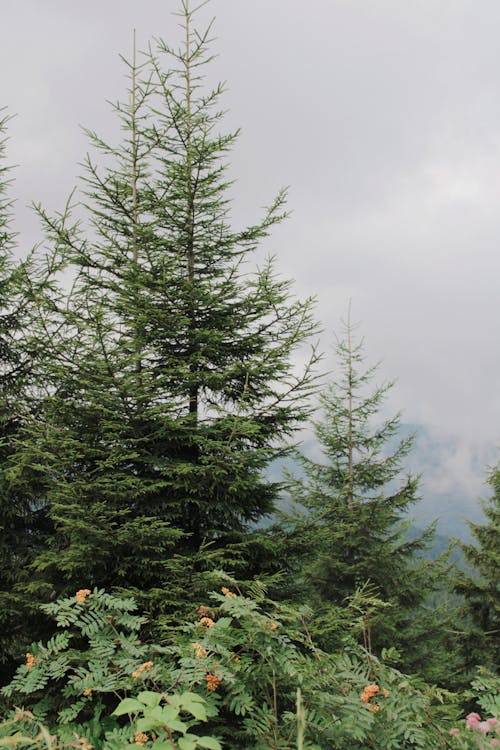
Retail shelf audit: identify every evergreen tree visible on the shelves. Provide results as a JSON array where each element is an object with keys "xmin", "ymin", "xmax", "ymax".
[
  {"xmin": 0, "ymin": 109, "xmax": 24, "ymax": 671},
  {"xmin": 11, "ymin": 2, "xmax": 319, "ymax": 623},
  {"xmin": 287, "ymin": 311, "xmax": 452, "ymax": 679},
  {"xmin": 0, "ymin": 111, "xmax": 54, "ymax": 677},
  {"xmin": 456, "ymin": 463, "xmax": 500, "ymax": 673}
]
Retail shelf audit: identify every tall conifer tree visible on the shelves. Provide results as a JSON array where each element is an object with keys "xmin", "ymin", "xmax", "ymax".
[
  {"xmin": 287, "ymin": 311, "xmax": 451, "ymax": 678},
  {"xmin": 456, "ymin": 463, "xmax": 500, "ymax": 672},
  {"xmin": 0, "ymin": 109, "xmax": 25, "ymax": 670},
  {"xmin": 13, "ymin": 2, "xmax": 319, "ymax": 620},
  {"xmin": 0, "ymin": 111, "xmax": 55, "ymax": 675}
]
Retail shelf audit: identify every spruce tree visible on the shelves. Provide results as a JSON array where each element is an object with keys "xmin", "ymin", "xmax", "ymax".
[
  {"xmin": 455, "ymin": 463, "xmax": 500, "ymax": 673},
  {"xmin": 0, "ymin": 109, "xmax": 23, "ymax": 671},
  {"xmin": 12, "ymin": 2, "xmax": 319, "ymax": 622},
  {"xmin": 0, "ymin": 111, "xmax": 55, "ymax": 676},
  {"xmin": 287, "ymin": 311, "xmax": 451, "ymax": 679}
]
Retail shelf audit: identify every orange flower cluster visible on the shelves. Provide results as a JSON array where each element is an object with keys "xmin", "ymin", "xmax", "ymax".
[
  {"xmin": 25, "ymin": 653, "xmax": 36, "ymax": 670},
  {"xmin": 134, "ymin": 732, "xmax": 148, "ymax": 746},
  {"xmin": 205, "ymin": 672, "xmax": 220, "ymax": 692},
  {"xmin": 360, "ymin": 684, "xmax": 379, "ymax": 703},
  {"xmin": 360, "ymin": 684, "xmax": 390, "ymax": 714},
  {"xmin": 221, "ymin": 587, "xmax": 236, "ymax": 598},
  {"xmin": 193, "ymin": 642, "xmax": 208, "ymax": 658},
  {"xmin": 75, "ymin": 589, "xmax": 91, "ymax": 604},
  {"xmin": 83, "ymin": 688, "xmax": 92, "ymax": 697},
  {"xmin": 198, "ymin": 616, "xmax": 215, "ymax": 628},
  {"xmin": 132, "ymin": 661, "xmax": 154, "ymax": 679}
]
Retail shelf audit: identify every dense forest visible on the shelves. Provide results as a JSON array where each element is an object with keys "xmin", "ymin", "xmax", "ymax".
[{"xmin": 0, "ymin": 2, "xmax": 498, "ymax": 748}]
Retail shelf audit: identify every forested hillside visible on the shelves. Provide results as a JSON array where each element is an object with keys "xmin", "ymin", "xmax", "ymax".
[{"xmin": 0, "ymin": 2, "xmax": 498, "ymax": 748}]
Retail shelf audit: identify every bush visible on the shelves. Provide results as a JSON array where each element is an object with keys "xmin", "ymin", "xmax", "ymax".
[{"xmin": 1, "ymin": 586, "xmax": 497, "ymax": 749}]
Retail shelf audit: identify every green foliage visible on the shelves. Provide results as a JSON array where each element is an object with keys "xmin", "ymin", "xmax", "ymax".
[
  {"xmin": 112, "ymin": 692, "xmax": 221, "ymax": 750},
  {"xmin": 282, "ymin": 311, "xmax": 457, "ymax": 682},
  {"xmin": 6, "ymin": 0, "xmax": 320, "ymax": 630},
  {"xmin": 446, "ymin": 675, "xmax": 500, "ymax": 750},
  {"xmin": 470, "ymin": 668, "xmax": 500, "ymax": 719},
  {"xmin": 0, "ymin": 109, "xmax": 25, "ymax": 676},
  {"xmin": 0, "ymin": 109, "xmax": 60, "ymax": 680},
  {"xmin": 2, "ymin": 586, "xmax": 485, "ymax": 750},
  {"xmin": 2, "ymin": 588, "xmax": 153, "ymax": 735},
  {"xmin": 455, "ymin": 464, "xmax": 500, "ymax": 672}
]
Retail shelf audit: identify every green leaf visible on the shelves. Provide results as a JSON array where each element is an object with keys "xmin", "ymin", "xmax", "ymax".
[
  {"xmin": 167, "ymin": 719, "xmax": 188, "ymax": 734},
  {"xmin": 137, "ymin": 691, "xmax": 162, "ymax": 707},
  {"xmin": 152, "ymin": 742, "xmax": 176, "ymax": 750},
  {"xmin": 197, "ymin": 737, "xmax": 222, "ymax": 750},
  {"xmin": 146, "ymin": 706, "xmax": 165, "ymax": 722},
  {"xmin": 158, "ymin": 705, "xmax": 181, "ymax": 725},
  {"xmin": 168, "ymin": 719, "xmax": 189, "ymax": 734},
  {"xmin": 112, "ymin": 697, "xmax": 144, "ymax": 716},
  {"xmin": 179, "ymin": 692, "xmax": 205, "ymax": 704},
  {"xmin": 136, "ymin": 714, "xmax": 186, "ymax": 734},
  {"xmin": 178, "ymin": 736, "xmax": 198, "ymax": 750},
  {"xmin": 136, "ymin": 717, "xmax": 157, "ymax": 733},
  {"xmin": 180, "ymin": 698, "xmax": 207, "ymax": 722}
]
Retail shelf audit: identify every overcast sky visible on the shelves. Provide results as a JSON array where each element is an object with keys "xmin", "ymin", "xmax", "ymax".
[{"xmin": 1, "ymin": 1, "xmax": 498, "ymax": 503}]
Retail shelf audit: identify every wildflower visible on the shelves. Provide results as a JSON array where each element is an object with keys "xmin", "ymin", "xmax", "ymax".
[
  {"xmin": 381, "ymin": 687, "xmax": 390, "ymax": 698},
  {"xmin": 221, "ymin": 587, "xmax": 236, "ymax": 598},
  {"xmin": 491, "ymin": 739, "xmax": 500, "ymax": 747},
  {"xmin": 132, "ymin": 661, "xmax": 153, "ymax": 679},
  {"xmin": 268, "ymin": 621, "xmax": 278, "ymax": 631},
  {"xmin": 134, "ymin": 732, "xmax": 148, "ymax": 746},
  {"xmin": 449, "ymin": 728, "xmax": 460, "ymax": 736},
  {"xmin": 370, "ymin": 704, "xmax": 380, "ymax": 714},
  {"xmin": 83, "ymin": 688, "xmax": 92, "ymax": 697},
  {"xmin": 487, "ymin": 719, "xmax": 499, "ymax": 729},
  {"xmin": 479, "ymin": 721, "xmax": 493, "ymax": 734},
  {"xmin": 25, "ymin": 653, "xmax": 36, "ymax": 670},
  {"xmin": 205, "ymin": 672, "xmax": 220, "ymax": 692},
  {"xmin": 198, "ymin": 616, "xmax": 215, "ymax": 628},
  {"xmin": 193, "ymin": 642, "xmax": 208, "ymax": 658},
  {"xmin": 360, "ymin": 684, "xmax": 379, "ymax": 703},
  {"xmin": 75, "ymin": 589, "xmax": 91, "ymax": 604},
  {"xmin": 466, "ymin": 712, "xmax": 482, "ymax": 729}
]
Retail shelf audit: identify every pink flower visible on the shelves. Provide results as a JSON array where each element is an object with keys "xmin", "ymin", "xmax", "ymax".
[
  {"xmin": 490, "ymin": 740, "xmax": 500, "ymax": 747},
  {"xmin": 449, "ymin": 728, "xmax": 460, "ymax": 736},
  {"xmin": 466, "ymin": 713, "xmax": 482, "ymax": 729},
  {"xmin": 479, "ymin": 721, "xmax": 492, "ymax": 734},
  {"xmin": 487, "ymin": 719, "xmax": 499, "ymax": 728}
]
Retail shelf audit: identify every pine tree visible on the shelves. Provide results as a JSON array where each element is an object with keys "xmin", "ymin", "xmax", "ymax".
[
  {"xmin": 287, "ymin": 311, "xmax": 451, "ymax": 678},
  {"xmin": 0, "ymin": 111, "xmax": 55, "ymax": 677},
  {"xmin": 11, "ymin": 2, "xmax": 319, "ymax": 623},
  {"xmin": 0, "ymin": 110, "xmax": 38, "ymax": 671},
  {"xmin": 0, "ymin": 109, "xmax": 24, "ymax": 672},
  {"xmin": 456, "ymin": 463, "xmax": 500, "ymax": 673}
]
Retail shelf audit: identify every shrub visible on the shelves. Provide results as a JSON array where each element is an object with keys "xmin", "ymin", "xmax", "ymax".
[{"xmin": 1, "ymin": 586, "xmax": 496, "ymax": 749}]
